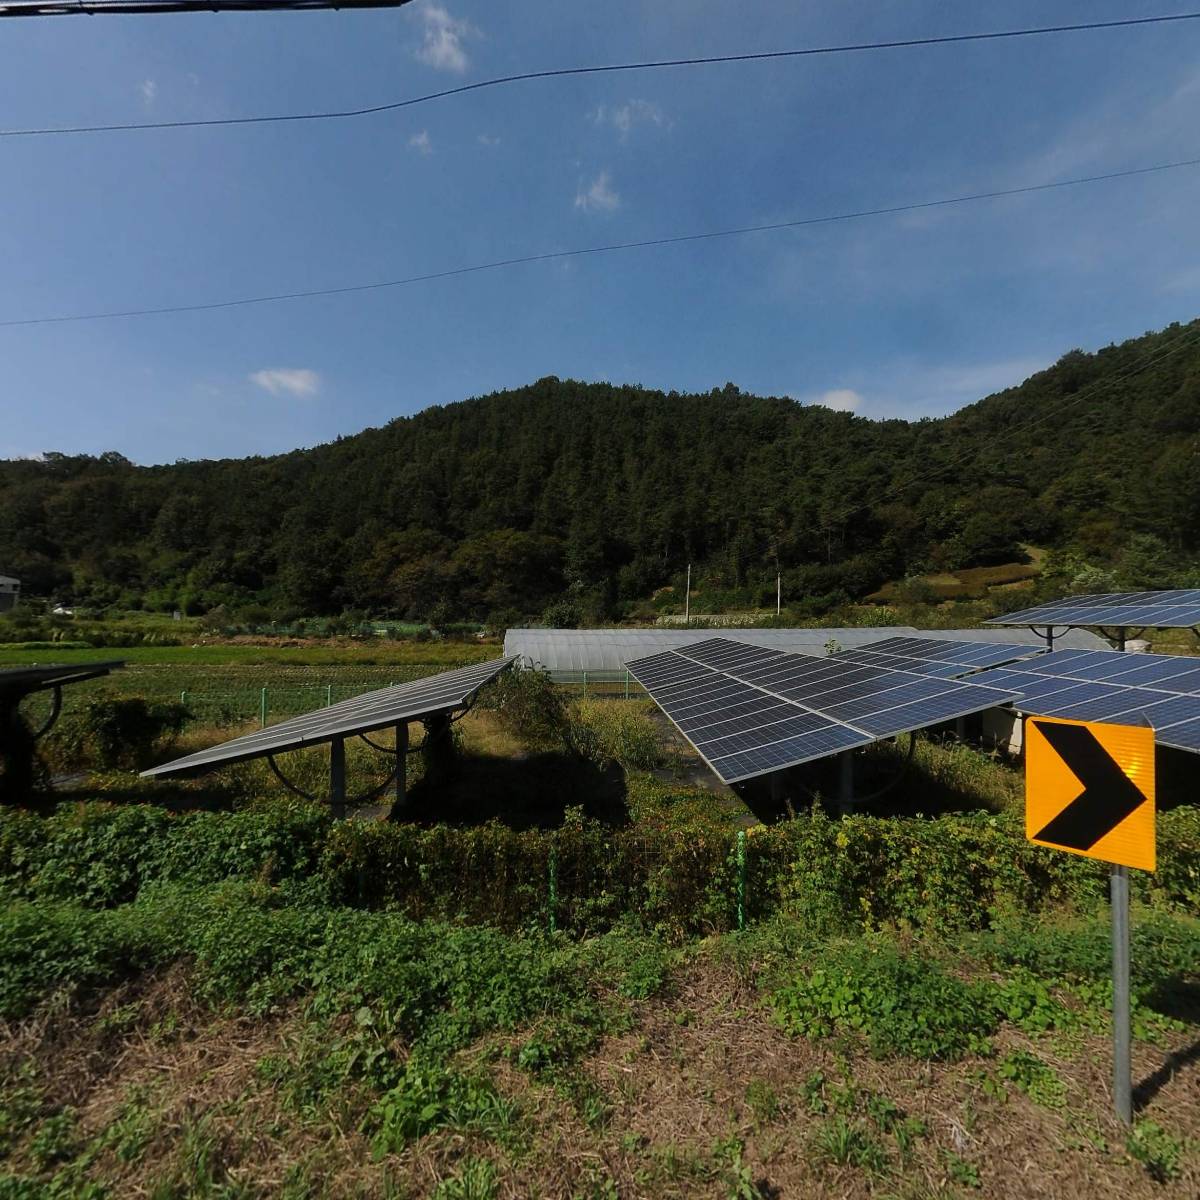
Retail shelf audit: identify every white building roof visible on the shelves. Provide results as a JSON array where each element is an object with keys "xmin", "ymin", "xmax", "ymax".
[{"xmin": 503, "ymin": 624, "xmax": 1108, "ymax": 673}]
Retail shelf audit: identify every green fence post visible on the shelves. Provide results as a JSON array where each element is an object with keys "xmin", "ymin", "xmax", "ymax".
[
  {"xmin": 260, "ymin": 687, "xmax": 268, "ymax": 728},
  {"xmin": 624, "ymin": 670, "xmax": 630, "ymax": 701},
  {"xmin": 736, "ymin": 829, "xmax": 747, "ymax": 931},
  {"xmin": 548, "ymin": 842, "xmax": 558, "ymax": 934}
]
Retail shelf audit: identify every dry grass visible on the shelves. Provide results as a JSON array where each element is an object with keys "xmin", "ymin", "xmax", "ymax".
[{"xmin": 3, "ymin": 954, "xmax": 1196, "ymax": 1199}]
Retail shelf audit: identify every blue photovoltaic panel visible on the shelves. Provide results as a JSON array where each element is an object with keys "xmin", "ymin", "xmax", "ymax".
[
  {"xmin": 969, "ymin": 647, "xmax": 1200, "ymax": 756},
  {"xmin": 835, "ymin": 649, "xmax": 969, "ymax": 679},
  {"xmin": 1157, "ymin": 717, "xmax": 1200, "ymax": 754},
  {"xmin": 857, "ymin": 636, "xmax": 1047, "ymax": 670},
  {"xmin": 989, "ymin": 591, "xmax": 1200, "ymax": 629},
  {"xmin": 143, "ymin": 657, "xmax": 517, "ymax": 778},
  {"xmin": 626, "ymin": 636, "xmax": 1017, "ymax": 784}
]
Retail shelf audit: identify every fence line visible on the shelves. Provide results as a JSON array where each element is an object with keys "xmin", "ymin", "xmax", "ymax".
[{"xmin": 171, "ymin": 671, "xmax": 647, "ymax": 727}]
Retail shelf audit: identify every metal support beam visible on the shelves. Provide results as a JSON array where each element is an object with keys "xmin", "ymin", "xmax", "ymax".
[
  {"xmin": 388, "ymin": 722, "xmax": 408, "ymax": 821},
  {"xmin": 330, "ymin": 736, "xmax": 346, "ymax": 821},
  {"xmin": 838, "ymin": 750, "xmax": 854, "ymax": 814},
  {"xmin": 1112, "ymin": 865, "xmax": 1132, "ymax": 1125}
]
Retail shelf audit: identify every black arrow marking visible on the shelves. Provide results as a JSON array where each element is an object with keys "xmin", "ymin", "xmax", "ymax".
[{"xmin": 1032, "ymin": 721, "xmax": 1148, "ymax": 851}]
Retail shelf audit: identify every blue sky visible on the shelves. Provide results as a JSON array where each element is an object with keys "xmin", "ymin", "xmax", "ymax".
[{"xmin": 1, "ymin": 0, "xmax": 1198, "ymax": 463}]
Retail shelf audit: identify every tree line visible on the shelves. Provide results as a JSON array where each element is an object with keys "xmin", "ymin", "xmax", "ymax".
[{"xmin": 2, "ymin": 318, "xmax": 1198, "ymax": 625}]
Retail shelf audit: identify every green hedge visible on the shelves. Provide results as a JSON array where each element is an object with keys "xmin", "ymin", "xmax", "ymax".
[{"xmin": 1, "ymin": 800, "xmax": 1196, "ymax": 939}]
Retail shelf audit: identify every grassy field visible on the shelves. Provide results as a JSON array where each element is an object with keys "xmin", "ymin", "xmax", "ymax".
[
  {"xmin": 3, "ymin": 667, "xmax": 1198, "ymax": 1197},
  {"xmin": 0, "ymin": 641, "xmax": 498, "ymax": 668}
]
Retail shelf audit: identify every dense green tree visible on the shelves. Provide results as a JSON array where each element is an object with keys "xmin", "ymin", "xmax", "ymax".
[{"xmin": 2, "ymin": 317, "xmax": 1200, "ymax": 620}]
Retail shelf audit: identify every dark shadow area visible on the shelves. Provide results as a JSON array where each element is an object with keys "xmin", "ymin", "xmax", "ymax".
[
  {"xmin": 1134, "ymin": 1033, "xmax": 1200, "ymax": 1111},
  {"xmin": 1156, "ymin": 745, "xmax": 1200, "ymax": 811},
  {"xmin": 28, "ymin": 779, "xmax": 242, "ymax": 813},
  {"xmin": 403, "ymin": 750, "xmax": 630, "ymax": 830},
  {"xmin": 1140, "ymin": 977, "xmax": 1200, "ymax": 1027},
  {"xmin": 733, "ymin": 726, "xmax": 1006, "ymax": 824},
  {"xmin": 734, "ymin": 777, "xmax": 795, "ymax": 825}
]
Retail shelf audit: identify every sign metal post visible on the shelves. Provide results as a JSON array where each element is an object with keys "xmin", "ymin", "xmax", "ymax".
[{"xmin": 1025, "ymin": 714, "xmax": 1154, "ymax": 1126}]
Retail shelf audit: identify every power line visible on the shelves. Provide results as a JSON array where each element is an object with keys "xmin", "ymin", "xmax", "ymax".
[
  {"xmin": 4, "ymin": 11, "xmax": 1200, "ymax": 138},
  {"xmin": 0, "ymin": 0, "xmax": 413, "ymax": 16},
  {"xmin": 2, "ymin": 154, "xmax": 1197, "ymax": 329}
]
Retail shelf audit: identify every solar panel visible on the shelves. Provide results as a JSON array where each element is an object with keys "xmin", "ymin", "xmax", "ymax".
[
  {"xmin": 841, "ymin": 636, "xmax": 1047, "ymax": 678},
  {"xmin": 989, "ymin": 591, "xmax": 1200, "ymax": 629},
  {"xmin": 0, "ymin": 661, "xmax": 125, "ymax": 692},
  {"xmin": 969, "ymin": 648, "xmax": 1200, "ymax": 755},
  {"xmin": 626, "ymin": 637, "xmax": 1016, "ymax": 784},
  {"xmin": 141, "ymin": 657, "xmax": 516, "ymax": 778}
]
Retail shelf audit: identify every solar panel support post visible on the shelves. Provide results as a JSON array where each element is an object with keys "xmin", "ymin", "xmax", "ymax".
[
  {"xmin": 330, "ymin": 736, "xmax": 346, "ymax": 820},
  {"xmin": 1111, "ymin": 864, "xmax": 1132, "ymax": 1125},
  {"xmin": 838, "ymin": 750, "xmax": 854, "ymax": 813},
  {"xmin": 387, "ymin": 722, "xmax": 408, "ymax": 821}
]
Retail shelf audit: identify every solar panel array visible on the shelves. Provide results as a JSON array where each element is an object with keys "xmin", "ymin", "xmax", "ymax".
[
  {"xmin": 971, "ymin": 648, "xmax": 1200, "ymax": 754},
  {"xmin": 626, "ymin": 637, "xmax": 1015, "ymax": 784},
  {"xmin": 835, "ymin": 636, "xmax": 1046, "ymax": 679},
  {"xmin": 142, "ymin": 656, "xmax": 516, "ymax": 778},
  {"xmin": 989, "ymin": 590, "xmax": 1200, "ymax": 629}
]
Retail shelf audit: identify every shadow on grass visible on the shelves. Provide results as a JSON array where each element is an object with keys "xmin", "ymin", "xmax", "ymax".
[
  {"xmin": 735, "ymin": 734, "xmax": 1016, "ymax": 824},
  {"xmin": 1135, "ymin": 1031, "xmax": 1200, "ymax": 1110},
  {"xmin": 404, "ymin": 749, "xmax": 629, "ymax": 830},
  {"xmin": 29, "ymin": 779, "xmax": 242, "ymax": 813}
]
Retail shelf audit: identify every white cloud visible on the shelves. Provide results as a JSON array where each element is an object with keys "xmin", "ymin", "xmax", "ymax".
[
  {"xmin": 408, "ymin": 130, "xmax": 432, "ymax": 155},
  {"xmin": 591, "ymin": 99, "xmax": 669, "ymax": 139},
  {"xmin": 574, "ymin": 170, "xmax": 621, "ymax": 214},
  {"xmin": 139, "ymin": 79, "xmax": 157, "ymax": 106},
  {"xmin": 477, "ymin": 133, "xmax": 501, "ymax": 147},
  {"xmin": 248, "ymin": 368, "xmax": 321, "ymax": 398},
  {"xmin": 815, "ymin": 388, "xmax": 862, "ymax": 412},
  {"xmin": 414, "ymin": 3, "xmax": 478, "ymax": 73}
]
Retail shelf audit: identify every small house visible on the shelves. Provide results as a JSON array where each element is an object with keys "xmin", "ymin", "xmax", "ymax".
[{"xmin": 0, "ymin": 575, "xmax": 19, "ymax": 613}]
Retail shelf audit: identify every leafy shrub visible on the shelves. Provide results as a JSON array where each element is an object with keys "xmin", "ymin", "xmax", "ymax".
[
  {"xmin": 1, "ymin": 799, "xmax": 1195, "ymax": 942},
  {"xmin": 569, "ymin": 699, "xmax": 661, "ymax": 770},
  {"xmin": 771, "ymin": 942, "xmax": 996, "ymax": 1059},
  {"xmin": 1126, "ymin": 1119, "xmax": 1186, "ymax": 1183},
  {"xmin": 370, "ymin": 1061, "xmax": 517, "ymax": 1155},
  {"xmin": 47, "ymin": 696, "xmax": 189, "ymax": 770},
  {"xmin": 995, "ymin": 1050, "xmax": 1067, "ymax": 1108},
  {"xmin": 479, "ymin": 667, "xmax": 572, "ymax": 750}
]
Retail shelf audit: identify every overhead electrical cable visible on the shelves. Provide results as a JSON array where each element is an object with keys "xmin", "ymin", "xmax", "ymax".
[
  {"xmin": 3, "ymin": 11, "xmax": 1199, "ymax": 138},
  {"xmin": 2, "ymin": 154, "xmax": 1198, "ymax": 329}
]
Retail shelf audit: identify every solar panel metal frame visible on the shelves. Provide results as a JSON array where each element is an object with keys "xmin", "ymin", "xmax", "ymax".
[
  {"xmin": 141, "ymin": 657, "xmax": 516, "ymax": 778},
  {"xmin": 0, "ymin": 661, "xmax": 125, "ymax": 692},
  {"xmin": 626, "ymin": 637, "xmax": 1016, "ymax": 784}
]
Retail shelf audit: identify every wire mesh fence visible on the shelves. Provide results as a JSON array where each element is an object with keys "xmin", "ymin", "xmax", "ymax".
[{"xmin": 25, "ymin": 663, "xmax": 650, "ymax": 729}]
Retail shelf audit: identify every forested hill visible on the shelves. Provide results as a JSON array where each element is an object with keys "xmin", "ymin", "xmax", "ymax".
[{"xmin": 2, "ymin": 318, "xmax": 1199, "ymax": 623}]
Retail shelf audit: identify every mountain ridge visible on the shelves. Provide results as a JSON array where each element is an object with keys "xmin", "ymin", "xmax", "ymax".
[{"xmin": 2, "ymin": 316, "xmax": 1198, "ymax": 621}]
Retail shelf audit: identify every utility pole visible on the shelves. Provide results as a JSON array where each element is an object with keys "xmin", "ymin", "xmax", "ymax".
[
  {"xmin": 776, "ymin": 572, "xmax": 782, "ymax": 616},
  {"xmin": 685, "ymin": 563, "xmax": 691, "ymax": 626}
]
